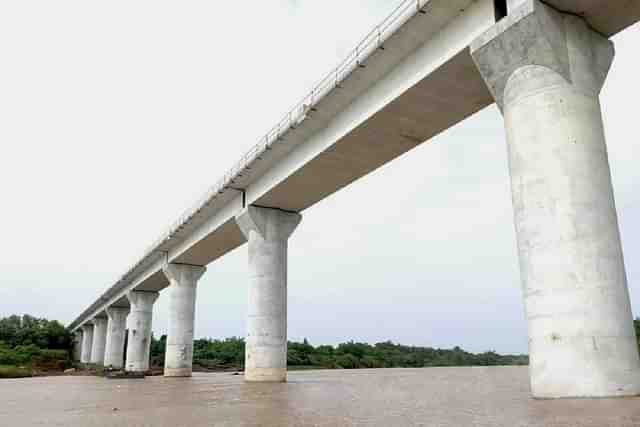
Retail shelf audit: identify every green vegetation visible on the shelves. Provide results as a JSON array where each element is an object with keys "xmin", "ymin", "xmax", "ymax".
[
  {"xmin": 2, "ymin": 314, "xmax": 639, "ymax": 377},
  {"xmin": 149, "ymin": 334, "xmax": 167, "ymax": 368},
  {"xmin": 149, "ymin": 318, "xmax": 640, "ymax": 371},
  {"xmin": 0, "ymin": 315, "xmax": 73, "ymax": 378},
  {"xmin": 0, "ymin": 365, "xmax": 32, "ymax": 378},
  {"xmin": 287, "ymin": 340, "xmax": 529, "ymax": 369},
  {"xmin": 150, "ymin": 335, "xmax": 529, "ymax": 371}
]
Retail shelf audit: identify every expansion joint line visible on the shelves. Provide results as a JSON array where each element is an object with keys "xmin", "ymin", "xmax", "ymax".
[
  {"xmin": 251, "ymin": 204, "xmax": 299, "ymax": 215},
  {"xmin": 228, "ymin": 187, "xmax": 246, "ymax": 207},
  {"xmin": 168, "ymin": 262, "xmax": 206, "ymax": 268}
]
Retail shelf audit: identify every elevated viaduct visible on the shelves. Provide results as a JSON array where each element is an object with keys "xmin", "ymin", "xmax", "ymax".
[{"xmin": 70, "ymin": 0, "xmax": 640, "ymax": 398}]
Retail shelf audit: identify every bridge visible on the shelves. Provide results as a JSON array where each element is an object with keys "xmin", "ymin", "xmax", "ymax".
[{"xmin": 69, "ymin": 0, "xmax": 640, "ymax": 399}]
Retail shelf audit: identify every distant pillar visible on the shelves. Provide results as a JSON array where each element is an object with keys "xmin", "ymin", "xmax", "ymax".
[
  {"xmin": 471, "ymin": 0, "xmax": 640, "ymax": 398},
  {"xmin": 90, "ymin": 317, "xmax": 108, "ymax": 365},
  {"xmin": 162, "ymin": 263, "xmax": 207, "ymax": 377},
  {"xmin": 80, "ymin": 323, "xmax": 94, "ymax": 364},
  {"xmin": 235, "ymin": 206, "xmax": 301, "ymax": 382},
  {"xmin": 125, "ymin": 291, "xmax": 159, "ymax": 373},
  {"xmin": 104, "ymin": 307, "xmax": 130, "ymax": 369},
  {"xmin": 73, "ymin": 331, "xmax": 83, "ymax": 362}
]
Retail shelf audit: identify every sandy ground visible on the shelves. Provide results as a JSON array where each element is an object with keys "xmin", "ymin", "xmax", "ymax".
[{"xmin": 1, "ymin": 366, "xmax": 639, "ymax": 426}]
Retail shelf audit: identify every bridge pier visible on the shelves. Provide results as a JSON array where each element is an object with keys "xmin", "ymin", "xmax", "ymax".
[
  {"xmin": 236, "ymin": 206, "xmax": 301, "ymax": 382},
  {"xmin": 80, "ymin": 323, "xmax": 94, "ymax": 364},
  {"xmin": 104, "ymin": 307, "xmax": 130, "ymax": 369},
  {"xmin": 73, "ymin": 331, "xmax": 83, "ymax": 362},
  {"xmin": 125, "ymin": 291, "xmax": 159, "ymax": 373},
  {"xmin": 90, "ymin": 317, "xmax": 108, "ymax": 365},
  {"xmin": 471, "ymin": 0, "xmax": 640, "ymax": 398},
  {"xmin": 162, "ymin": 263, "xmax": 207, "ymax": 377}
]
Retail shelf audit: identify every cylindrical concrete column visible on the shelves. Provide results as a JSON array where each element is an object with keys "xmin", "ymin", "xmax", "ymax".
[
  {"xmin": 125, "ymin": 291, "xmax": 159, "ymax": 373},
  {"xmin": 104, "ymin": 307, "xmax": 130, "ymax": 369},
  {"xmin": 73, "ymin": 331, "xmax": 83, "ymax": 362},
  {"xmin": 236, "ymin": 206, "xmax": 301, "ymax": 382},
  {"xmin": 80, "ymin": 323, "xmax": 94, "ymax": 364},
  {"xmin": 471, "ymin": 0, "xmax": 640, "ymax": 398},
  {"xmin": 90, "ymin": 317, "xmax": 108, "ymax": 365},
  {"xmin": 162, "ymin": 263, "xmax": 207, "ymax": 377}
]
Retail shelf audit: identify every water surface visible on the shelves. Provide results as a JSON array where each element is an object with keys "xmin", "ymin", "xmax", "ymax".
[{"xmin": 1, "ymin": 366, "xmax": 638, "ymax": 426}]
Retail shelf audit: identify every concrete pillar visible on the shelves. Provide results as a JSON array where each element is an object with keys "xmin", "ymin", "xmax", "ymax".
[
  {"xmin": 73, "ymin": 331, "xmax": 83, "ymax": 362},
  {"xmin": 162, "ymin": 263, "xmax": 207, "ymax": 377},
  {"xmin": 104, "ymin": 307, "xmax": 130, "ymax": 369},
  {"xmin": 80, "ymin": 323, "xmax": 94, "ymax": 364},
  {"xmin": 90, "ymin": 317, "xmax": 108, "ymax": 365},
  {"xmin": 235, "ymin": 206, "xmax": 301, "ymax": 382},
  {"xmin": 471, "ymin": 0, "xmax": 640, "ymax": 398},
  {"xmin": 125, "ymin": 291, "xmax": 159, "ymax": 373}
]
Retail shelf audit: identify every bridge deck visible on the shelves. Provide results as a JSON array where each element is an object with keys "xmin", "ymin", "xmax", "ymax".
[{"xmin": 70, "ymin": 0, "xmax": 640, "ymax": 330}]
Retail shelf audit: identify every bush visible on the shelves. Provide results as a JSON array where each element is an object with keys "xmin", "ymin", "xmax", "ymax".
[
  {"xmin": 150, "ymin": 334, "xmax": 166, "ymax": 367},
  {"xmin": 37, "ymin": 349, "xmax": 69, "ymax": 361},
  {"xmin": 0, "ymin": 315, "xmax": 73, "ymax": 375},
  {"xmin": 0, "ymin": 365, "xmax": 32, "ymax": 379},
  {"xmin": 0, "ymin": 315, "xmax": 72, "ymax": 350},
  {"xmin": 193, "ymin": 337, "xmax": 245, "ymax": 367},
  {"xmin": 0, "ymin": 344, "xmax": 41, "ymax": 365},
  {"xmin": 33, "ymin": 349, "xmax": 70, "ymax": 370},
  {"xmin": 335, "ymin": 354, "xmax": 360, "ymax": 369},
  {"xmin": 150, "ymin": 332, "xmax": 532, "ymax": 372},
  {"xmin": 0, "ymin": 349, "xmax": 21, "ymax": 366}
]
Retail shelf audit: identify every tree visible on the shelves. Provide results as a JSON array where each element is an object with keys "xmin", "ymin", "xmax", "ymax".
[
  {"xmin": 0, "ymin": 315, "xmax": 73, "ymax": 375},
  {"xmin": 150, "ymin": 332, "xmax": 531, "ymax": 372},
  {"xmin": 150, "ymin": 334, "xmax": 166, "ymax": 366},
  {"xmin": 0, "ymin": 315, "xmax": 71, "ymax": 350}
]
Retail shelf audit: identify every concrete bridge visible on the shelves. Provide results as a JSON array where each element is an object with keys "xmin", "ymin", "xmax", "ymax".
[{"xmin": 70, "ymin": 0, "xmax": 640, "ymax": 399}]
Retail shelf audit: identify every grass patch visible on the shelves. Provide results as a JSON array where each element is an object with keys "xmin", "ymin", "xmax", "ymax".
[{"xmin": 0, "ymin": 365, "xmax": 32, "ymax": 378}]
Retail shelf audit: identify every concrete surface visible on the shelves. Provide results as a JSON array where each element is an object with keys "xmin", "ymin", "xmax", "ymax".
[
  {"xmin": 125, "ymin": 291, "xmax": 158, "ymax": 373},
  {"xmin": 105, "ymin": 307, "xmax": 129, "ymax": 369},
  {"xmin": 2, "ymin": 367, "xmax": 640, "ymax": 427},
  {"xmin": 70, "ymin": 0, "xmax": 640, "ymax": 333},
  {"xmin": 70, "ymin": 0, "xmax": 496, "ymax": 326},
  {"xmin": 66, "ymin": 0, "xmax": 640, "ymax": 400},
  {"xmin": 90, "ymin": 317, "xmax": 108, "ymax": 365},
  {"xmin": 70, "ymin": 0, "xmax": 640, "ymax": 352},
  {"xmin": 471, "ymin": 0, "xmax": 640, "ymax": 398},
  {"xmin": 80, "ymin": 323, "xmax": 94, "ymax": 364},
  {"xmin": 162, "ymin": 263, "xmax": 207, "ymax": 377},
  {"xmin": 73, "ymin": 331, "xmax": 82, "ymax": 362},
  {"xmin": 236, "ymin": 206, "xmax": 302, "ymax": 382}
]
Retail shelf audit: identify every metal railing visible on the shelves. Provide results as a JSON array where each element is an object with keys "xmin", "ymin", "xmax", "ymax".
[
  {"xmin": 157, "ymin": 0, "xmax": 429, "ymax": 243},
  {"xmin": 70, "ymin": 0, "xmax": 430, "ymax": 329}
]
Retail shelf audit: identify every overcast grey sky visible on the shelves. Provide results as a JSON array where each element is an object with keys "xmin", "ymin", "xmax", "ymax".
[{"xmin": 0, "ymin": 1, "xmax": 638, "ymax": 354}]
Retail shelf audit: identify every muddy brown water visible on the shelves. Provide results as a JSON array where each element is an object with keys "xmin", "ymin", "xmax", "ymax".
[{"xmin": 1, "ymin": 366, "xmax": 638, "ymax": 426}]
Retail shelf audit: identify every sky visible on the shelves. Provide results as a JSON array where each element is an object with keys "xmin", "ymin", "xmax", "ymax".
[{"xmin": 0, "ymin": 1, "xmax": 638, "ymax": 354}]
